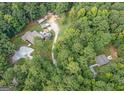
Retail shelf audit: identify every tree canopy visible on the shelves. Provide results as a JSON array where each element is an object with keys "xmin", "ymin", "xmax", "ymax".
[{"xmin": 0, "ymin": 2, "xmax": 124, "ymax": 91}]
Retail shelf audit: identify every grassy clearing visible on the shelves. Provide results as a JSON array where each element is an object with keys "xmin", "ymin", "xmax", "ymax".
[
  {"xmin": 11, "ymin": 22, "xmax": 41, "ymax": 48},
  {"xmin": 33, "ymin": 38, "xmax": 53, "ymax": 60}
]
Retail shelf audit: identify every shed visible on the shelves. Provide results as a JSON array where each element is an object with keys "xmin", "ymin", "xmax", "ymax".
[
  {"xmin": 96, "ymin": 54, "xmax": 110, "ymax": 66},
  {"xmin": 41, "ymin": 23, "xmax": 50, "ymax": 28},
  {"xmin": 37, "ymin": 18, "xmax": 46, "ymax": 24},
  {"xmin": 21, "ymin": 31, "xmax": 41, "ymax": 44}
]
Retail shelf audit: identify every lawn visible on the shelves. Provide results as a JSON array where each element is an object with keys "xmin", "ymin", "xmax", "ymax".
[{"xmin": 11, "ymin": 22, "xmax": 42, "ymax": 48}]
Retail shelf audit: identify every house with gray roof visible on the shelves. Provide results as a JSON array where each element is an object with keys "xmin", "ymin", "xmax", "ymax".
[
  {"xmin": 96, "ymin": 54, "xmax": 110, "ymax": 66},
  {"xmin": 12, "ymin": 46, "xmax": 34, "ymax": 63},
  {"xmin": 89, "ymin": 54, "xmax": 112, "ymax": 78},
  {"xmin": 21, "ymin": 31, "xmax": 41, "ymax": 44}
]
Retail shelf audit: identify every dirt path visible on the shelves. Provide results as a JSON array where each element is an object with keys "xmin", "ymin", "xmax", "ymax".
[
  {"xmin": 110, "ymin": 46, "xmax": 118, "ymax": 59},
  {"xmin": 50, "ymin": 22, "xmax": 59, "ymax": 65},
  {"xmin": 48, "ymin": 15, "xmax": 60, "ymax": 65}
]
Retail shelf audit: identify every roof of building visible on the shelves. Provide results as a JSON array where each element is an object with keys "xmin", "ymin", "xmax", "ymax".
[
  {"xmin": 21, "ymin": 31, "xmax": 41, "ymax": 44},
  {"xmin": 40, "ymin": 31, "xmax": 52, "ymax": 39},
  {"xmin": 41, "ymin": 23, "xmax": 50, "ymax": 28},
  {"xmin": 12, "ymin": 46, "xmax": 34, "ymax": 63},
  {"xmin": 0, "ymin": 88, "xmax": 11, "ymax": 91},
  {"xmin": 37, "ymin": 18, "xmax": 46, "ymax": 24},
  {"xmin": 96, "ymin": 54, "xmax": 110, "ymax": 66}
]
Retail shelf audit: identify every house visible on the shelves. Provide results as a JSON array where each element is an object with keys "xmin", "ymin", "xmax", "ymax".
[
  {"xmin": 12, "ymin": 46, "xmax": 34, "ymax": 63},
  {"xmin": 21, "ymin": 31, "xmax": 41, "ymax": 44},
  {"xmin": 96, "ymin": 54, "xmax": 110, "ymax": 66},
  {"xmin": 89, "ymin": 54, "xmax": 112, "ymax": 78}
]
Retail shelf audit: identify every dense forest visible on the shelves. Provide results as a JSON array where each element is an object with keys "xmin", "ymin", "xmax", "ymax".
[{"xmin": 0, "ymin": 2, "xmax": 124, "ymax": 90}]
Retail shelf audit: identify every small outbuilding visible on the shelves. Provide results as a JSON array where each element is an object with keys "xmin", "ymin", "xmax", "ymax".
[
  {"xmin": 21, "ymin": 31, "xmax": 41, "ymax": 44},
  {"xmin": 41, "ymin": 23, "xmax": 50, "ymax": 28},
  {"xmin": 37, "ymin": 18, "xmax": 47, "ymax": 24}
]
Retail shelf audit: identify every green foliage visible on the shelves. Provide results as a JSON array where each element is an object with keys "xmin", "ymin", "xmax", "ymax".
[
  {"xmin": 55, "ymin": 3, "xmax": 71, "ymax": 14},
  {"xmin": 0, "ymin": 32, "xmax": 15, "ymax": 78},
  {"xmin": 93, "ymin": 31, "xmax": 112, "ymax": 53},
  {"xmin": 77, "ymin": 8, "xmax": 86, "ymax": 18},
  {"xmin": 91, "ymin": 6, "xmax": 97, "ymax": 16},
  {"xmin": 118, "ymin": 44, "xmax": 124, "ymax": 58},
  {"xmin": 0, "ymin": 2, "xmax": 124, "ymax": 91},
  {"xmin": 55, "ymin": 2, "xmax": 124, "ymax": 91}
]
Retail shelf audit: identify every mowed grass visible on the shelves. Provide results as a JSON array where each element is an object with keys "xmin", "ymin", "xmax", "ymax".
[
  {"xmin": 11, "ymin": 22, "xmax": 41, "ymax": 48},
  {"xmin": 33, "ymin": 38, "xmax": 53, "ymax": 60},
  {"xmin": 11, "ymin": 22, "xmax": 53, "ymax": 63}
]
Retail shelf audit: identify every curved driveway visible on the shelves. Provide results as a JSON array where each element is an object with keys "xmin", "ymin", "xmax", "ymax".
[{"xmin": 49, "ymin": 22, "xmax": 59, "ymax": 65}]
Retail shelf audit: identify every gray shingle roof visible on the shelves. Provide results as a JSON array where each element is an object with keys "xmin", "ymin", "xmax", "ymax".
[
  {"xmin": 12, "ymin": 46, "xmax": 34, "ymax": 63},
  {"xmin": 96, "ymin": 54, "xmax": 109, "ymax": 66},
  {"xmin": 21, "ymin": 31, "xmax": 41, "ymax": 44}
]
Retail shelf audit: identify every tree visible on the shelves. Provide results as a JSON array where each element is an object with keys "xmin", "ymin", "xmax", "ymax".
[
  {"xmin": 77, "ymin": 8, "xmax": 86, "ymax": 18},
  {"xmin": 39, "ymin": 4, "xmax": 47, "ymax": 16},
  {"xmin": 0, "ymin": 32, "xmax": 15, "ymax": 55},
  {"xmin": 55, "ymin": 3, "xmax": 72, "ymax": 14},
  {"xmin": 93, "ymin": 31, "xmax": 112, "ymax": 53},
  {"xmin": 91, "ymin": 6, "xmax": 97, "ymax": 16},
  {"xmin": 0, "ymin": 33, "xmax": 15, "ymax": 74},
  {"xmin": 118, "ymin": 44, "xmax": 124, "ymax": 58},
  {"xmin": 0, "ymin": 2, "xmax": 124, "ymax": 91},
  {"xmin": 66, "ymin": 61, "xmax": 80, "ymax": 74}
]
